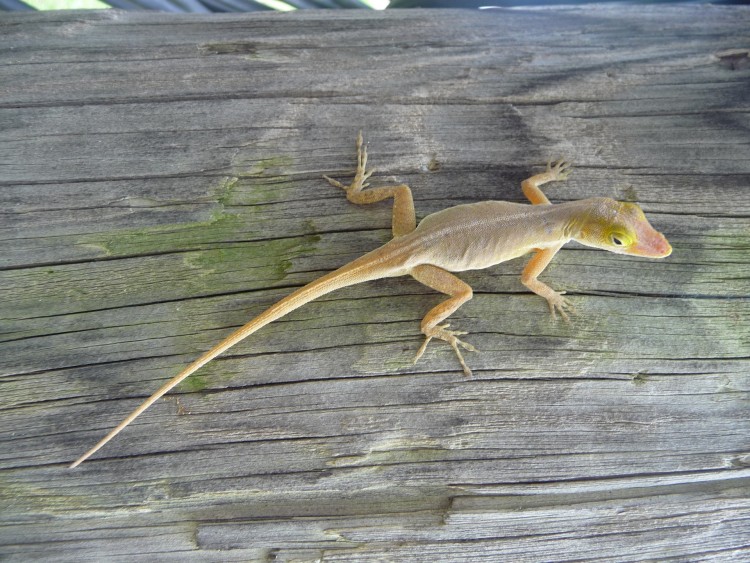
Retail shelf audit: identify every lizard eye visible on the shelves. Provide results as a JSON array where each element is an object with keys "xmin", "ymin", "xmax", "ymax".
[{"xmin": 610, "ymin": 232, "xmax": 631, "ymax": 247}]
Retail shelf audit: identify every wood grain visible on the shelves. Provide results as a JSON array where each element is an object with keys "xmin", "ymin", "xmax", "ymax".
[{"xmin": 1, "ymin": 6, "xmax": 748, "ymax": 561}]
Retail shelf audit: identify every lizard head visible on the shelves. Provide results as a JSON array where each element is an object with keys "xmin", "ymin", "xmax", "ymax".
[{"xmin": 573, "ymin": 198, "xmax": 672, "ymax": 258}]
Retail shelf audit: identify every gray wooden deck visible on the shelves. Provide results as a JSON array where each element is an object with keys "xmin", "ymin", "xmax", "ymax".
[{"xmin": 1, "ymin": 5, "xmax": 749, "ymax": 561}]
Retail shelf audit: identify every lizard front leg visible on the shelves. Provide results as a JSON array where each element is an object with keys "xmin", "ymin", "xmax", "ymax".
[
  {"xmin": 521, "ymin": 158, "xmax": 572, "ymax": 205},
  {"xmin": 520, "ymin": 243, "xmax": 575, "ymax": 321},
  {"xmin": 411, "ymin": 264, "xmax": 477, "ymax": 377},
  {"xmin": 324, "ymin": 131, "xmax": 416, "ymax": 237}
]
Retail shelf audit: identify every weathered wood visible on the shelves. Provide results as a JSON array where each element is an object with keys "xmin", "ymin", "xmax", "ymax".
[{"xmin": 1, "ymin": 5, "xmax": 749, "ymax": 561}]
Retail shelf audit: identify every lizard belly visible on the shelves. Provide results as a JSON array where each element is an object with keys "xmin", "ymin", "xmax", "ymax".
[
  {"xmin": 408, "ymin": 201, "xmax": 548, "ymax": 272},
  {"xmin": 401, "ymin": 201, "xmax": 563, "ymax": 272},
  {"xmin": 422, "ymin": 233, "xmax": 535, "ymax": 272}
]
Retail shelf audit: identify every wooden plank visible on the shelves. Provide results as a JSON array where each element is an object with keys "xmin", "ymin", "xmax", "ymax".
[{"xmin": 1, "ymin": 5, "xmax": 748, "ymax": 561}]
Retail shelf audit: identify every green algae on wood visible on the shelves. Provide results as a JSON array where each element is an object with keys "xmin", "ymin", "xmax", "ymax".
[
  {"xmin": 179, "ymin": 371, "xmax": 209, "ymax": 393},
  {"xmin": 79, "ymin": 157, "xmax": 299, "ymax": 258},
  {"xmin": 78, "ymin": 175, "xmax": 244, "ymax": 258},
  {"xmin": 182, "ymin": 233, "xmax": 320, "ymax": 283}
]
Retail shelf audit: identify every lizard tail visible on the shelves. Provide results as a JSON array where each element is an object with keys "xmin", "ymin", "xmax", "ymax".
[{"xmin": 69, "ymin": 247, "xmax": 404, "ymax": 468}]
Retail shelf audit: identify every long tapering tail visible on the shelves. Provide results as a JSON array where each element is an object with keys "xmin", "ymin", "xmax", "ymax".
[{"xmin": 70, "ymin": 247, "xmax": 404, "ymax": 468}]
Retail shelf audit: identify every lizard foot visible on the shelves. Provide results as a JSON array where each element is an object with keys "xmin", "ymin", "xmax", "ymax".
[
  {"xmin": 547, "ymin": 291, "xmax": 576, "ymax": 322},
  {"xmin": 547, "ymin": 158, "xmax": 573, "ymax": 182},
  {"xmin": 414, "ymin": 323, "xmax": 478, "ymax": 378},
  {"xmin": 323, "ymin": 131, "xmax": 374, "ymax": 194}
]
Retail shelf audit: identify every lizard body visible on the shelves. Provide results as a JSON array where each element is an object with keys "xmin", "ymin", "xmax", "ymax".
[{"xmin": 70, "ymin": 133, "xmax": 671, "ymax": 468}]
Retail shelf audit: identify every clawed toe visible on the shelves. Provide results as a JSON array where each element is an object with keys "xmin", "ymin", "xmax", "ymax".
[
  {"xmin": 323, "ymin": 174, "xmax": 347, "ymax": 190},
  {"xmin": 547, "ymin": 292, "xmax": 576, "ymax": 322},
  {"xmin": 414, "ymin": 324, "xmax": 478, "ymax": 377},
  {"xmin": 547, "ymin": 158, "xmax": 573, "ymax": 181},
  {"xmin": 325, "ymin": 132, "xmax": 375, "ymax": 194}
]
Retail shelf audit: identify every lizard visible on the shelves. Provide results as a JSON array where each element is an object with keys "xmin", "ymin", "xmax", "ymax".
[{"xmin": 70, "ymin": 132, "xmax": 672, "ymax": 468}]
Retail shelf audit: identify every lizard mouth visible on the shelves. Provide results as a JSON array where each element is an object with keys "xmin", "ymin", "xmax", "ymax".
[{"xmin": 632, "ymin": 230, "xmax": 672, "ymax": 258}]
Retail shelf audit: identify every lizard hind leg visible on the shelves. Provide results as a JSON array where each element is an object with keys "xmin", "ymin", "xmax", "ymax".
[
  {"xmin": 323, "ymin": 131, "xmax": 373, "ymax": 194},
  {"xmin": 323, "ymin": 131, "xmax": 416, "ymax": 237},
  {"xmin": 411, "ymin": 264, "xmax": 477, "ymax": 377}
]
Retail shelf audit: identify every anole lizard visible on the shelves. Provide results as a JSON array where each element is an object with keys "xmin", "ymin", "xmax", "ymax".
[{"xmin": 70, "ymin": 132, "xmax": 671, "ymax": 468}]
